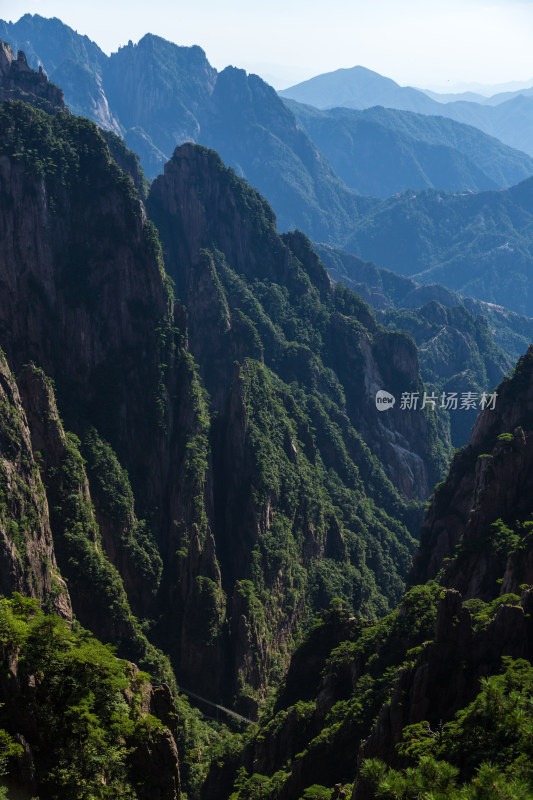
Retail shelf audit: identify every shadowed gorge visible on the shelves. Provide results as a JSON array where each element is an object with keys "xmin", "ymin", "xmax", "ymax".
[
  {"xmin": 0, "ymin": 90, "xmax": 452, "ymax": 794},
  {"xmin": 200, "ymin": 351, "xmax": 533, "ymax": 800}
]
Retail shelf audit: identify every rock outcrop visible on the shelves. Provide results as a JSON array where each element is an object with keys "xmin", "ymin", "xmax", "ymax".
[
  {"xmin": 353, "ymin": 588, "xmax": 533, "ymax": 799},
  {"xmin": 0, "ymin": 632, "xmax": 181, "ymax": 799},
  {"xmin": 412, "ymin": 345, "xmax": 533, "ymax": 598},
  {"xmin": 148, "ymin": 144, "xmax": 447, "ymax": 502},
  {"xmin": 0, "ymin": 95, "xmax": 445, "ymax": 728},
  {"xmin": 0, "ymin": 40, "xmax": 65, "ymax": 113},
  {"xmin": 0, "ymin": 350, "xmax": 70, "ymax": 617}
]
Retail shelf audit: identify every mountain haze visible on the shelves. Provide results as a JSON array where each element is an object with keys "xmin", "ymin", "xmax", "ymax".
[
  {"xmin": 316, "ymin": 244, "xmax": 533, "ymax": 364},
  {"xmin": 286, "ymin": 100, "xmax": 533, "ymax": 197},
  {"xmin": 6, "ymin": 14, "xmax": 533, "ymax": 252},
  {"xmin": 279, "ymin": 66, "xmax": 439, "ymax": 113},
  {"xmin": 0, "ymin": 15, "xmax": 367, "ymax": 241},
  {"xmin": 281, "ymin": 65, "xmax": 533, "ymax": 157},
  {"xmin": 340, "ymin": 176, "xmax": 533, "ymax": 316}
]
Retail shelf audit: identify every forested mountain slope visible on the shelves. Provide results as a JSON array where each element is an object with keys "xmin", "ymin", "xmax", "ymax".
[
  {"xmin": 6, "ymin": 14, "xmax": 533, "ymax": 252},
  {"xmin": 340, "ymin": 176, "xmax": 533, "ymax": 316},
  {"xmin": 0, "ymin": 14, "xmax": 366, "ymax": 241},
  {"xmin": 286, "ymin": 100, "xmax": 533, "ymax": 197},
  {"xmin": 200, "ymin": 348, "xmax": 533, "ymax": 800},
  {"xmin": 316, "ymin": 243, "xmax": 533, "ymax": 364},
  {"xmin": 1, "ymin": 35, "xmax": 533, "ymax": 800},
  {"xmin": 0, "ymin": 83, "xmax": 453, "ymax": 793}
]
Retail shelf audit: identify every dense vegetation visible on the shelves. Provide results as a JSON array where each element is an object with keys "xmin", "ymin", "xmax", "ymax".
[
  {"xmin": 315, "ymin": 243, "xmax": 533, "ymax": 365},
  {"xmin": 147, "ymin": 142, "xmax": 459, "ymax": 709},
  {"xmin": 361, "ymin": 657, "xmax": 533, "ymax": 799},
  {"xmin": 0, "ymin": 593, "xmax": 166, "ymax": 798},
  {"xmin": 200, "ymin": 584, "xmax": 533, "ymax": 800},
  {"xmin": 201, "ymin": 583, "xmax": 444, "ymax": 800},
  {"xmin": 0, "ymin": 92, "xmax": 456, "ymax": 793},
  {"xmin": 2, "ymin": 46, "xmax": 533, "ymax": 800}
]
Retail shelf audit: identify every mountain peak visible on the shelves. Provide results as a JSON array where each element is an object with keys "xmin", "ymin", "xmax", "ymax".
[
  {"xmin": 279, "ymin": 64, "xmax": 442, "ymax": 113},
  {"xmin": 335, "ymin": 63, "xmax": 401, "ymax": 84},
  {"xmin": 129, "ymin": 32, "xmax": 209, "ymax": 61},
  {"xmin": 0, "ymin": 37, "xmax": 66, "ymax": 112}
]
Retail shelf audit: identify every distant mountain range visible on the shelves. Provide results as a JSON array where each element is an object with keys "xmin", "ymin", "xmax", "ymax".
[
  {"xmin": 337, "ymin": 177, "xmax": 533, "ymax": 316},
  {"xmin": 286, "ymin": 100, "xmax": 533, "ymax": 197},
  {"xmin": 423, "ymin": 85, "xmax": 533, "ymax": 106},
  {"xmin": 315, "ymin": 244, "xmax": 533, "ymax": 364},
  {"xmin": 3, "ymin": 14, "xmax": 533, "ymax": 246},
  {"xmin": 315, "ymin": 245, "xmax": 514, "ymax": 447},
  {"xmin": 6, "ymin": 14, "xmax": 533, "ymax": 320},
  {"xmin": 280, "ymin": 66, "xmax": 439, "ymax": 114},
  {"xmin": 0, "ymin": 14, "xmax": 365, "ymax": 242},
  {"xmin": 280, "ymin": 65, "xmax": 533, "ymax": 156}
]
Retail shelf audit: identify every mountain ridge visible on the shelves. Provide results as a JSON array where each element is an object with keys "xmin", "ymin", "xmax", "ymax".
[
  {"xmin": 339, "ymin": 174, "xmax": 533, "ymax": 316},
  {"xmin": 280, "ymin": 64, "xmax": 533, "ymax": 157},
  {"xmin": 5, "ymin": 13, "xmax": 533, "ymax": 255},
  {"xmin": 286, "ymin": 99, "xmax": 533, "ymax": 197}
]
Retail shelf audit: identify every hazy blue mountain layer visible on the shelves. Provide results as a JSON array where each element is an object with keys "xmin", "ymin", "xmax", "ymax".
[
  {"xmin": 316, "ymin": 244, "xmax": 533, "ymax": 364},
  {"xmin": 338, "ymin": 177, "xmax": 533, "ymax": 316},
  {"xmin": 315, "ymin": 245, "xmax": 514, "ymax": 447},
  {"xmin": 280, "ymin": 64, "xmax": 533, "ymax": 156},
  {"xmin": 279, "ymin": 65, "xmax": 439, "ymax": 113},
  {"xmin": 286, "ymin": 100, "xmax": 533, "ymax": 196},
  {"xmin": 0, "ymin": 14, "xmax": 367, "ymax": 241},
  {"xmin": 5, "ymin": 13, "xmax": 533, "ymax": 252}
]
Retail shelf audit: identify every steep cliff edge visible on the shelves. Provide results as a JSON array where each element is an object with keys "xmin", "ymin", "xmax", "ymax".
[
  {"xmin": 0, "ymin": 346, "xmax": 184, "ymax": 797},
  {"xmin": 204, "ymin": 345, "xmax": 533, "ymax": 799},
  {"xmin": 0, "ymin": 595, "xmax": 181, "ymax": 799},
  {"xmin": 146, "ymin": 142, "xmax": 454, "ymax": 711},
  {"xmin": 0, "ymin": 90, "xmax": 451, "ymax": 718},
  {"xmin": 412, "ymin": 345, "xmax": 533, "ymax": 598},
  {"xmin": 0, "ymin": 40, "xmax": 65, "ymax": 113},
  {"xmin": 0, "ymin": 351, "xmax": 70, "ymax": 617},
  {"xmin": 148, "ymin": 144, "xmax": 448, "ymax": 502}
]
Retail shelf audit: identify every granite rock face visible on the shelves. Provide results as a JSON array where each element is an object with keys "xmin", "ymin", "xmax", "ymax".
[
  {"xmin": 352, "ymin": 588, "xmax": 533, "ymax": 799},
  {"xmin": 412, "ymin": 345, "xmax": 533, "ymax": 598},
  {"xmin": 0, "ymin": 351, "xmax": 70, "ymax": 617},
  {"xmin": 0, "ymin": 40, "xmax": 65, "ymax": 113}
]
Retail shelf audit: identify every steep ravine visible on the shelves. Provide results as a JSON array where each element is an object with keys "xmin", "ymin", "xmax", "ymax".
[
  {"xmin": 201, "ymin": 348, "xmax": 533, "ymax": 800},
  {"xmin": 0, "ymin": 88, "xmax": 452, "ymax": 725}
]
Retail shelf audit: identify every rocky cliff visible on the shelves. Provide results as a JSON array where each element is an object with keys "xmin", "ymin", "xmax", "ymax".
[
  {"xmin": 0, "ymin": 86, "xmax": 452, "ymax": 723},
  {"xmin": 0, "ymin": 40, "xmax": 65, "ymax": 113},
  {"xmin": 0, "ymin": 15, "xmax": 366, "ymax": 240},
  {"xmin": 0, "ymin": 596, "xmax": 181, "ymax": 799},
  {"xmin": 1, "ymin": 30, "xmax": 533, "ymax": 800},
  {"xmin": 0, "ymin": 344, "xmax": 184, "ymax": 797},
  {"xmin": 0, "ymin": 351, "xmax": 70, "ymax": 617},
  {"xmin": 412, "ymin": 345, "xmax": 533, "ymax": 597},
  {"xmin": 148, "ymin": 144, "xmax": 448, "ymax": 501},
  {"xmin": 203, "ymin": 345, "xmax": 533, "ymax": 799},
  {"xmin": 316, "ymin": 242, "xmax": 533, "ymax": 365}
]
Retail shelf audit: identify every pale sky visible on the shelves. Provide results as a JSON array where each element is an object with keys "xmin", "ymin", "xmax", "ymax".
[{"xmin": 1, "ymin": 0, "xmax": 533, "ymax": 90}]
